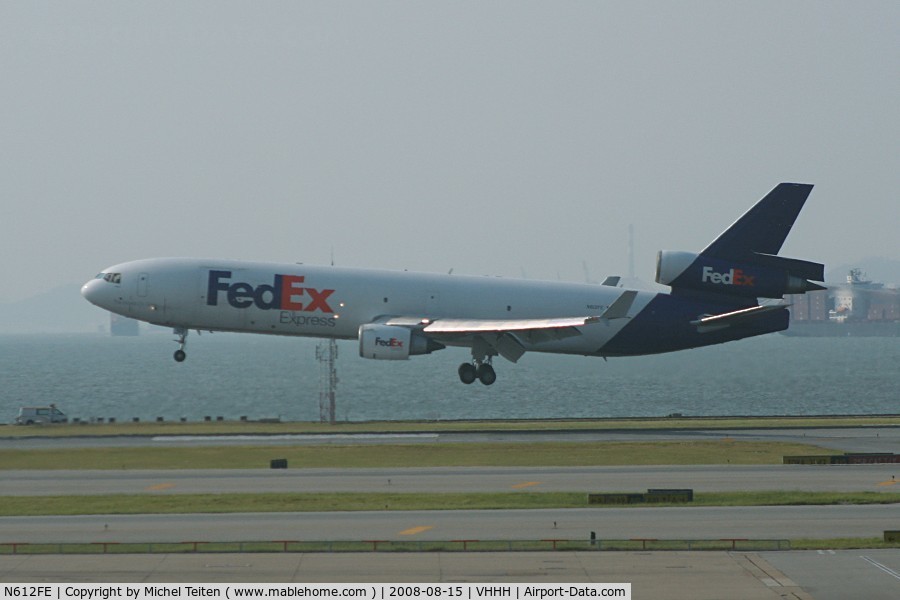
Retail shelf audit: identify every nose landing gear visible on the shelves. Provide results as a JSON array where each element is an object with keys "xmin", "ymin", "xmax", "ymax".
[{"xmin": 173, "ymin": 328, "xmax": 188, "ymax": 362}]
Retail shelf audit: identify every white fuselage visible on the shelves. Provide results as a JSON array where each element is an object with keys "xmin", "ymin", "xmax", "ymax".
[{"xmin": 82, "ymin": 257, "xmax": 655, "ymax": 357}]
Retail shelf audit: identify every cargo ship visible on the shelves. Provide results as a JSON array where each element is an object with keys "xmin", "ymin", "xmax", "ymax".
[{"xmin": 783, "ymin": 269, "xmax": 900, "ymax": 337}]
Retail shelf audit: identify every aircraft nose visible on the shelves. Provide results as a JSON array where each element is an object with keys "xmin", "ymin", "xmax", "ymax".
[{"xmin": 81, "ymin": 278, "xmax": 106, "ymax": 308}]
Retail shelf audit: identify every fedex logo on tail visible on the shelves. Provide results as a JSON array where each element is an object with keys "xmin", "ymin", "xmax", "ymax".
[
  {"xmin": 701, "ymin": 266, "xmax": 755, "ymax": 287},
  {"xmin": 207, "ymin": 270, "xmax": 335, "ymax": 312}
]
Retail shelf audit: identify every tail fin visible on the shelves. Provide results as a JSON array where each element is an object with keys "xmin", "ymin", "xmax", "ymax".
[
  {"xmin": 701, "ymin": 183, "xmax": 814, "ymax": 260},
  {"xmin": 656, "ymin": 183, "xmax": 825, "ymax": 299}
]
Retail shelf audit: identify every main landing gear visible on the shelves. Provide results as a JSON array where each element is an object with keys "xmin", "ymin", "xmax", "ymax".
[
  {"xmin": 458, "ymin": 339, "xmax": 499, "ymax": 386},
  {"xmin": 458, "ymin": 359, "xmax": 496, "ymax": 386},
  {"xmin": 173, "ymin": 327, "xmax": 187, "ymax": 362}
]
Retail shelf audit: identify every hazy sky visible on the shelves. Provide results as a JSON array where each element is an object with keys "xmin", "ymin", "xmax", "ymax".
[{"xmin": 2, "ymin": 1, "xmax": 898, "ymax": 303}]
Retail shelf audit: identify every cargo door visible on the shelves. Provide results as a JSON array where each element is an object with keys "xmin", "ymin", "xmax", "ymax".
[{"xmin": 137, "ymin": 273, "xmax": 149, "ymax": 297}]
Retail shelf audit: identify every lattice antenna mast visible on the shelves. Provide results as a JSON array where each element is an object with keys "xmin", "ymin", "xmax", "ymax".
[
  {"xmin": 315, "ymin": 339, "xmax": 338, "ymax": 424},
  {"xmin": 314, "ymin": 248, "xmax": 338, "ymax": 424},
  {"xmin": 628, "ymin": 224, "xmax": 635, "ymax": 279}
]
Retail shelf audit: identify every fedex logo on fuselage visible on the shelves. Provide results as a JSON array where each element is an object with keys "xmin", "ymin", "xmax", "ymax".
[
  {"xmin": 206, "ymin": 270, "xmax": 335, "ymax": 312},
  {"xmin": 701, "ymin": 266, "xmax": 755, "ymax": 287}
]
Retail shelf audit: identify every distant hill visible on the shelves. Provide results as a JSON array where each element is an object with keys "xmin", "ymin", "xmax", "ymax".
[{"xmin": 0, "ymin": 283, "xmax": 109, "ymax": 334}]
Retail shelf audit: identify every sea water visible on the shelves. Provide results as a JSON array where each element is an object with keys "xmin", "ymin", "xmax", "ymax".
[{"xmin": 1, "ymin": 332, "xmax": 897, "ymax": 423}]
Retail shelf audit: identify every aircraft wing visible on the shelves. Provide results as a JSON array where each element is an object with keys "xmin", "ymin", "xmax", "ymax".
[
  {"xmin": 385, "ymin": 316, "xmax": 588, "ymax": 364},
  {"xmin": 419, "ymin": 315, "xmax": 600, "ymax": 334},
  {"xmin": 384, "ymin": 291, "xmax": 637, "ymax": 363}
]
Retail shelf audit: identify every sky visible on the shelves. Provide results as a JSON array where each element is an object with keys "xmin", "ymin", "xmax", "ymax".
[{"xmin": 1, "ymin": 1, "xmax": 898, "ymax": 303}]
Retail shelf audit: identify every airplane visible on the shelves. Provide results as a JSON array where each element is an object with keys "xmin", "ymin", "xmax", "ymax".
[{"xmin": 82, "ymin": 183, "xmax": 825, "ymax": 386}]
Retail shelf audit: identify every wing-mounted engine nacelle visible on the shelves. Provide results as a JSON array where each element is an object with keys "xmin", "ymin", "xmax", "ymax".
[
  {"xmin": 358, "ymin": 324, "xmax": 445, "ymax": 360},
  {"xmin": 656, "ymin": 250, "xmax": 825, "ymax": 299}
]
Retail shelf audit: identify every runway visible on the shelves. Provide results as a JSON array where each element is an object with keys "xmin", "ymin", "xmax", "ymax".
[
  {"xmin": 3, "ymin": 426, "xmax": 899, "ymax": 453},
  {"xmin": 0, "ymin": 551, "xmax": 814, "ymax": 599},
  {"xmin": 1, "ymin": 504, "xmax": 896, "ymax": 543},
  {"xmin": 2, "ymin": 550, "xmax": 899, "ymax": 599},
  {"xmin": 3, "ymin": 464, "xmax": 898, "ymax": 496}
]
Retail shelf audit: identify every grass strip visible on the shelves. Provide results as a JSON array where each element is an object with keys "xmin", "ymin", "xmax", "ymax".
[
  {"xmin": 0, "ymin": 441, "xmax": 832, "ymax": 470},
  {"xmin": 1, "ymin": 491, "xmax": 897, "ymax": 516}
]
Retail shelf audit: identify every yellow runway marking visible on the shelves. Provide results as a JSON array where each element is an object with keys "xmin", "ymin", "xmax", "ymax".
[
  {"xmin": 511, "ymin": 481, "xmax": 542, "ymax": 489},
  {"xmin": 145, "ymin": 483, "xmax": 175, "ymax": 492},
  {"xmin": 877, "ymin": 479, "xmax": 897, "ymax": 487},
  {"xmin": 399, "ymin": 526, "xmax": 433, "ymax": 536}
]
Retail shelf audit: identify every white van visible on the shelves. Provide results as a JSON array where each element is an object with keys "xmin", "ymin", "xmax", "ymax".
[{"xmin": 15, "ymin": 405, "xmax": 67, "ymax": 425}]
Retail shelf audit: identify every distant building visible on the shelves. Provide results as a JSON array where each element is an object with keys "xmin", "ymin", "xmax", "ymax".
[{"xmin": 784, "ymin": 269, "xmax": 900, "ymax": 336}]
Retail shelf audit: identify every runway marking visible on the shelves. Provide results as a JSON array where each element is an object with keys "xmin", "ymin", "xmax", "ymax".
[
  {"xmin": 152, "ymin": 433, "xmax": 439, "ymax": 443},
  {"xmin": 860, "ymin": 555, "xmax": 900, "ymax": 581},
  {"xmin": 399, "ymin": 526, "xmax": 433, "ymax": 536},
  {"xmin": 145, "ymin": 483, "xmax": 175, "ymax": 491},
  {"xmin": 511, "ymin": 481, "xmax": 542, "ymax": 489},
  {"xmin": 876, "ymin": 479, "xmax": 897, "ymax": 486}
]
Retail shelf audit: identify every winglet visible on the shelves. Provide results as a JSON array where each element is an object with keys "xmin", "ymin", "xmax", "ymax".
[
  {"xmin": 601, "ymin": 290, "xmax": 637, "ymax": 320},
  {"xmin": 601, "ymin": 276, "xmax": 621, "ymax": 287}
]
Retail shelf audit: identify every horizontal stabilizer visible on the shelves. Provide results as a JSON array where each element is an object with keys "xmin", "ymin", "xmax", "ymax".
[
  {"xmin": 690, "ymin": 303, "xmax": 787, "ymax": 332},
  {"xmin": 751, "ymin": 253, "xmax": 825, "ymax": 282}
]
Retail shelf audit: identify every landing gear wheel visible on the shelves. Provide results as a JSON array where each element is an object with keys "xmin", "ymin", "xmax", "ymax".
[
  {"xmin": 458, "ymin": 363, "xmax": 477, "ymax": 384},
  {"xmin": 173, "ymin": 327, "xmax": 188, "ymax": 362},
  {"xmin": 476, "ymin": 363, "xmax": 496, "ymax": 386}
]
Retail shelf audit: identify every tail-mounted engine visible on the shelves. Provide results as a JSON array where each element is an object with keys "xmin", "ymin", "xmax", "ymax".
[
  {"xmin": 358, "ymin": 324, "xmax": 445, "ymax": 360},
  {"xmin": 656, "ymin": 250, "xmax": 825, "ymax": 299}
]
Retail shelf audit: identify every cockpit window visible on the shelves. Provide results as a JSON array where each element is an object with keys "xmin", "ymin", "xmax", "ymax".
[{"xmin": 97, "ymin": 272, "xmax": 122, "ymax": 284}]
